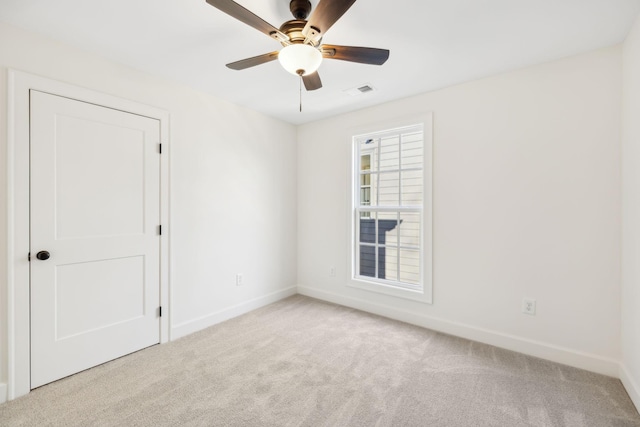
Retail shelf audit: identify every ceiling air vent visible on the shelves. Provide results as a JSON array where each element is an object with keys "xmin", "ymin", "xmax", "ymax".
[{"xmin": 344, "ymin": 84, "xmax": 376, "ymax": 96}]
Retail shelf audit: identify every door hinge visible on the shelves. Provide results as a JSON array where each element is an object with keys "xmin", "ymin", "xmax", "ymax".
[
  {"xmin": 28, "ymin": 252, "xmax": 31, "ymax": 262},
  {"xmin": 158, "ymin": 306, "xmax": 162, "ymax": 317},
  {"xmin": 158, "ymin": 143, "xmax": 162, "ymax": 154},
  {"xmin": 158, "ymin": 225, "xmax": 162, "ymax": 235}
]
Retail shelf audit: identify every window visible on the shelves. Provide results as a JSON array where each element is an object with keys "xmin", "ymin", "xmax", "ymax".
[{"xmin": 351, "ymin": 121, "xmax": 432, "ymax": 300}]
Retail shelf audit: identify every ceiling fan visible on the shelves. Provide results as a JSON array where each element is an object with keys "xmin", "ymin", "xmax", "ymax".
[{"xmin": 205, "ymin": 0, "xmax": 390, "ymax": 91}]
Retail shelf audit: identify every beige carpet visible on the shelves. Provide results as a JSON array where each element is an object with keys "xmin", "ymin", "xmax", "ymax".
[{"xmin": 0, "ymin": 295, "xmax": 638, "ymax": 426}]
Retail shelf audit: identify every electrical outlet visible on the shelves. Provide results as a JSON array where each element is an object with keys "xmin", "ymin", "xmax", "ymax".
[
  {"xmin": 329, "ymin": 266, "xmax": 336, "ymax": 277},
  {"xmin": 522, "ymin": 298, "xmax": 536, "ymax": 315},
  {"xmin": 236, "ymin": 273, "xmax": 244, "ymax": 286}
]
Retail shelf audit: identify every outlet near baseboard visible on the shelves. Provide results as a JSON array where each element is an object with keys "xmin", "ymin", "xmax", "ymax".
[{"xmin": 522, "ymin": 298, "xmax": 536, "ymax": 315}]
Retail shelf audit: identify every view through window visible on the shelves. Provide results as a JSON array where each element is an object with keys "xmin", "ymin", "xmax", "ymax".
[{"xmin": 354, "ymin": 124, "xmax": 424, "ymax": 291}]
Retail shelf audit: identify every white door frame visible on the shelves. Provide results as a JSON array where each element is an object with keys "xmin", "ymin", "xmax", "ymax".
[{"xmin": 5, "ymin": 69, "xmax": 171, "ymax": 400}]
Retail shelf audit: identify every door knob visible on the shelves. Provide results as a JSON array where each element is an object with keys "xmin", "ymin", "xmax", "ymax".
[{"xmin": 36, "ymin": 251, "xmax": 50, "ymax": 261}]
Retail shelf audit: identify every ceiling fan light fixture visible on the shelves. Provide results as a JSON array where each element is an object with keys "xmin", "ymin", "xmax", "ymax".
[{"xmin": 278, "ymin": 44, "xmax": 323, "ymax": 76}]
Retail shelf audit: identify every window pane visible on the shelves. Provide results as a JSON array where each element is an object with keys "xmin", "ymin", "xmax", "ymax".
[
  {"xmin": 399, "ymin": 249, "xmax": 420, "ymax": 285},
  {"xmin": 401, "ymin": 170, "xmax": 423, "ymax": 206},
  {"xmin": 378, "ymin": 212, "xmax": 399, "ymax": 247},
  {"xmin": 361, "ymin": 154, "xmax": 371, "ymax": 171},
  {"xmin": 377, "ymin": 172, "xmax": 399, "ymax": 206},
  {"xmin": 360, "ymin": 187, "xmax": 371, "ymax": 206},
  {"xmin": 359, "ymin": 245, "xmax": 376, "ymax": 278},
  {"xmin": 359, "ymin": 212, "xmax": 376, "ymax": 243},
  {"xmin": 379, "ymin": 136, "xmax": 399, "ymax": 171},
  {"xmin": 399, "ymin": 212, "xmax": 421, "ymax": 249},
  {"xmin": 363, "ymin": 172, "xmax": 378, "ymax": 206},
  {"xmin": 401, "ymin": 132, "xmax": 423, "ymax": 169},
  {"xmin": 360, "ymin": 141, "xmax": 377, "ymax": 173},
  {"xmin": 378, "ymin": 246, "xmax": 396, "ymax": 280}
]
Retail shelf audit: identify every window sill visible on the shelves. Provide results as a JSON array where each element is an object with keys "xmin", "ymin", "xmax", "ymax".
[{"xmin": 347, "ymin": 277, "xmax": 433, "ymax": 304}]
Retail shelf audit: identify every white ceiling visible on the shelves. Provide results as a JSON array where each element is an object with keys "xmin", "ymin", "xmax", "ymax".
[{"xmin": 1, "ymin": 0, "xmax": 639, "ymax": 124}]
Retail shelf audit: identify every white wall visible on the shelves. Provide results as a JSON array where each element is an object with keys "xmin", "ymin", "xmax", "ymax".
[
  {"xmin": 0, "ymin": 29, "xmax": 7, "ymax": 401},
  {"xmin": 622, "ymin": 14, "xmax": 640, "ymax": 411},
  {"xmin": 0, "ymin": 22, "xmax": 297, "ymax": 396},
  {"xmin": 297, "ymin": 46, "xmax": 623, "ymax": 375}
]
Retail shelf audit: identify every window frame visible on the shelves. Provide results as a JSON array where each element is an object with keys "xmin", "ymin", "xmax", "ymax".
[{"xmin": 348, "ymin": 115, "xmax": 433, "ymax": 304}]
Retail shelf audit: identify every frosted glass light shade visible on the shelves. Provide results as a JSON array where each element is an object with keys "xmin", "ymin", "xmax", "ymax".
[{"xmin": 278, "ymin": 44, "xmax": 322, "ymax": 76}]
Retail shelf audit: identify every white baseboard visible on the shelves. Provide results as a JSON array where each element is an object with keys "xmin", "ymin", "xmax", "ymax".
[
  {"xmin": 620, "ymin": 364, "xmax": 640, "ymax": 413},
  {"xmin": 0, "ymin": 383, "xmax": 7, "ymax": 404},
  {"xmin": 297, "ymin": 286, "xmax": 620, "ymax": 377},
  {"xmin": 171, "ymin": 287, "xmax": 297, "ymax": 340}
]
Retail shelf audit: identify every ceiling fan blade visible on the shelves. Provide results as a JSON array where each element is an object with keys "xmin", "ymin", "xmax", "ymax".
[
  {"xmin": 321, "ymin": 45, "xmax": 389, "ymax": 65},
  {"xmin": 303, "ymin": 72, "xmax": 322, "ymax": 91},
  {"xmin": 226, "ymin": 52, "xmax": 279, "ymax": 70},
  {"xmin": 302, "ymin": 0, "xmax": 357, "ymax": 42},
  {"xmin": 206, "ymin": 0, "xmax": 288, "ymax": 42}
]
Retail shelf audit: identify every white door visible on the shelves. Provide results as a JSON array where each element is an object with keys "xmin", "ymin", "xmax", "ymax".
[{"xmin": 30, "ymin": 90, "xmax": 161, "ymax": 389}]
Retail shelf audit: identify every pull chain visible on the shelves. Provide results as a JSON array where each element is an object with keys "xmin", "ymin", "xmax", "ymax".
[{"xmin": 297, "ymin": 70, "xmax": 304, "ymax": 112}]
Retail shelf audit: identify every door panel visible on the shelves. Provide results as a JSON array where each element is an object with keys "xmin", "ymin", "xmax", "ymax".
[
  {"xmin": 55, "ymin": 256, "xmax": 146, "ymax": 340},
  {"xmin": 30, "ymin": 90, "xmax": 161, "ymax": 389},
  {"xmin": 54, "ymin": 114, "xmax": 146, "ymax": 239}
]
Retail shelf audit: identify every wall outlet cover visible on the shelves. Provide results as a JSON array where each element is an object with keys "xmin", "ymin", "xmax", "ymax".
[{"xmin": 522, "ymin": 298, "xmax": 536, "ymax": 315}]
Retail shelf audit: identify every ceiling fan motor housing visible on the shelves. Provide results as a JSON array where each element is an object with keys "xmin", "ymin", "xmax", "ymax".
[
  {"xmin": 289, "ymin": 0, "xmax": 312, "ymax": 20},
  {"xmin": 279, "ymin": 20, "xmax": 321, "ymax": 47}
]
